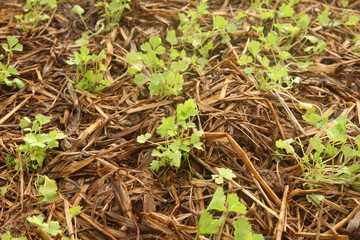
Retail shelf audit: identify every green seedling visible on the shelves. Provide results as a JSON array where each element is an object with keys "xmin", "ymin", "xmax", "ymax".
[
  {"xmin": 126, "ymin": 36, "xmax": 187, "ymax": 96},
  {"xmin": 137, "ymin": 99, "xmax": 203, "ymax": 171},
  {"xmin": 0, "ymin": 36, "xmax": 25, "ymax": 89},
  {"xmin": 27, "ymin": 215, "xmax": 62, "ymax": 236},
  {"xmin": 196, "ymin": 187, "xmax": 263, "ymax": 240},
  {"xmin": 27, "ymin": 204, "xmax": 82, "ymax": 239},
  {"xmin": 1, "ymin": 232, "xmax": 27, "ymax": 240},
  {"xmin": 6, "ymin": 114, "xmax": 66, "ymax": 170},
  {"xmin": 66, "ymin": 46, "xmax": 110, "ymax": 91},
  {"xmin": 275, "ymin": 109, "xmax": 360, "ymax": 190},
  {"xmin": 211, "ymin": 167, "xmax": 236, "ymax": 184},
  {"xmin": 235, "ymin": 1, "xmax": 336, "ymax": 92},
  {"xmin": 95, "ymin": 0, "xmax": 131, "ymax": 33},
  {"xmin": 15, "ymin": 0, "xmax": 57, "ymax": 30}
]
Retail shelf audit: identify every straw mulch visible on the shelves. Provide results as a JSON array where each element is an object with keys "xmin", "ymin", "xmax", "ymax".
[{"xmin": 0, "ymin": 0, "xmax": 360, "ymax": 239}]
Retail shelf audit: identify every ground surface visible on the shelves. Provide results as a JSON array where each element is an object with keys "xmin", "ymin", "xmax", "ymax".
[{"xmin": 0, "ymin": 0, "xmax": 360, "ymax": 240}]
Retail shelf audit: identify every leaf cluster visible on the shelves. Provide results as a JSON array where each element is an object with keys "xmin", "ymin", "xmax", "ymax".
[
  {"xmin": 126, "ymin": 36, "xmax": 187, "ymax": 96},
  {"xmin": 276, "ymin": 109, "xmax": 360, "ymax": 190},
  {"xmin": 6, "ymin": 114, "xmax": 66, "ymax": 171},
  {"xmin": 95, "ymin": 0, "xmax": 131, "ymax": 33},
  {"xmin": 66, "ymin": 46, "xmax": 109, "ymax": 92},
  {"xmin": 196, "ymin": 187, "xmax": 263, "ymax": 240},
  {"xmin": 15, "ymin": 0, "xmax": 57, "ymax": 31},
  {"xmin": 137, "ymin": 99, "xmax": 203, "ymax": 171},
  {"xmin": 0, "ymin": 36, "xmax": 25, "ymax": 89}
]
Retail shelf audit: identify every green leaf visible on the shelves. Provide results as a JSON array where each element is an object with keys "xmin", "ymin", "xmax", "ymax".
[
  {"xmin": 43, "ymin": 221, "xmax": 62, "ymax": 236},
  {"xmin": 13, "ymin": 78, "xmax": 26, "ymax": 89},
  {"xmin": 156, "ymin": 116, "xmax": 177, "ymax": 137},
  {"xmin": 212, "ymin": 168, "xmax": 236, "ymax": 184},
  {"xmin": 134, "ymin": 73, "xmax": 145, "ymax": 85},
  {"xmin": 38, "ymin": 175, "xmax": 59, "ymax": 202},
  {"xmin": 344, "ymin": 15, "xmax": 359, "ymax": 26},
  {"xmin": 306, "ymin": 193, "xmax": 325, "ymax": 206},
  {"xmin": 197, "ymin": 210, "xmax": 224, "ymax": 234},
  {"xmin": 35, "ymin": 114, "xmax": 51, "ymax": 126},
  {"xmin": 7, "ymin": 36, "xmax": 19, "ymax": 49},
  {"xmin": 317, "ymin": 7, "xmax": 330, "ymax": 26},
  {"xmin": 126, "ymin": 52, "xmax": 143, "ymax": 74},
  {"xmin": 176, "ymin": 99, "xmax": 199, "ymax": 123},
  {"xmin": 248, "ymin": 40, "xmax": 261, "ymax": 56},
  {"xmin": 137, "ymin": 133, "xmax": 152, "ymax": 143},
  {"xmin": 309, "ymin": 138, "xmax": 325, "ymax": 152},
  {"xmin": 27, "ymin": 215, "xmax": 46, "ymax": 227},
  {"xmin": 166, "ymin": 30, "xmax": 178, "ymax": 45},
  {"xmin": 276, "ymin": 139, "xmax": 295, "ymax": 154},
  {"xmin": 227, "ymin": 193, "xmax": 247, "ymax": 214},
  {"xmin": 296, "ymin": 13, "xmax": 311, "ymax": 29},
  {"xmin": 72, "ymin": 5, "xmax": 85, "ymax": 15},
  {"xmin": 149, "ymin": 36, "xmax": 162, "ymax": 49},
  {"xmin": 278, "ymin": 4, "xmax": 295, "ymax": 18},
  {"xmin": 2, "ymin": 231, "xmax": 12, "ymax": 240},
  {"xmin": 20, "ymin": 117, "xmax": 31, "ymax": 129},
  {"xmin": 207, "ymin": 187, "xmax": 226, "ymax": 211},
  {"xmin": 70, "ymin": 205, "xmax": 83, "ymax": 217},
  {"xmin": 213, "ymin": 16, "xmax": 228, "ymax": 30},
  {"xmin": 237, "ymin": 55, "xmax": 253, "ymax": 65},
  {"xmin": 170, "ymin": 60, "xmax": 189, "ymax": 72},
  {"xmin": 236, "ymin": 12, "xmax": 247, "ymax": 20},
  {"xmin": 233, "ymin": 218, "xmax": 255, "ymax": 240},
  {"xmin": 278, "ymin": 51, "xmax": 291, "ymax": 60}
]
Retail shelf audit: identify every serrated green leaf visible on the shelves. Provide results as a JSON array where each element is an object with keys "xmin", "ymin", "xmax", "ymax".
[
  {"xmin": 278, "ymin": 4, "xmax": 295, "ymax": 18},
  {"xmin": 35, "ymin": 114, "xmax": 51, "ymax": 126},
  {"xmin": 296, "ymin": 13, "xmax": 311, "ymax": 29},
  {"xmin": 207, "ymin": 187, "xmax": 226, "ymax": 211},
  {"xmin": 227, "ymin": 193, "xmax": 247, "ymax": 214},
  {"xmin": 27, "ymin": 215, "xmax": 46, "ymax": 227},
  {"xmin": 137, "ymin": 133, "xmax": 151, "ymax": 143},
  {"xmin": 237, "ymin": 55, "xmax": 253, "ymax": 65},
  {"xmin": 197, "ymin": 210, "xmax": 224, "ymax": 234},
  {"xmin": 276, "ymin": 139, "xmax": 295, "ymax": 154},
  {"xmin": 213, "ymin": 16, "xmax": 228, "ymax": 30},
  {"xmin": 19, "ymin": 117, "xmax": 31, "ymax": 129},
  {"xmin": 156, "ymin": 116, "xmax": 177, "ymax": 137},
  {"xmin": 176, "ymin": 99, "xmax": 199, "ymax": 123},
  {"xmin": 233, "ymin": 218, "xmax": 254, "ymax": 240},
  {"xmin": 248, "ymin": 40, "xmax": 261, "ymax": 56},
  {"xmin": 70, "ymin": 205, "xmax": 83, "ymax": 217},
  {"xmin": 217, "ymin": 168, "xmax": 236, "ymax": 181},
  {"xmin": 317, "ymin": 7, "xmax": 330, "ymax": 26},
  {"xmin": 43, "ymin": 221, "xmax": 62, "ymax": 236}
]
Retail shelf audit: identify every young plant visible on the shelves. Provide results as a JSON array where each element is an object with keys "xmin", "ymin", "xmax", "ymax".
[
  {"xmin": 275, "ymin": 109, "xmax": 360, "ymax": 190},
  {"xmin": 1, "ymin": 232, "xmax": 27, "ymax": 240},
  {"xmin": 27, "ymin": 206, "xmax": 82, "ymax": 239},
  {"xmin": 126, "ymin": 36, "xmax": 187, "ymax": 96},
  {"xmin": 95, "ymin": 0, "xmax": 131, "ymax": 33},
  {"xmin": 236, "ymin": 1, "xmax": 332, "ymax": 92},
  {"xmin": 137, "ymin": 99, "xmax": 203, "ymax": 171},
  {"xmin": 196, "ymin": 187, "xmax": 263, "ymax": 240},
  {"xmin": 0, "ymin": 36, "xmax": 25, "ymax": 89},
  {"xmin": 15, "ymin": 0, "xmax": 57, "ymax": 31},
  {"xmin": 173, "ymin": 0, "xmax": 239, "ymax": 72},
  {"xmin": 6, "ymin": 114, "xmax": 66, "ymax": 170},
  {"xmin": 66, "ymin": 46, "xmax": 110, "ymax": 91}
]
